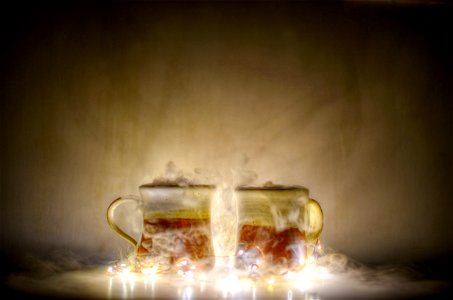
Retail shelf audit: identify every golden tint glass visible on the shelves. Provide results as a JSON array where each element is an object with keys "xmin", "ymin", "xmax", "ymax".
[
  {"xmin": 235, "ymin": 186, "xmax": 323, "ymax": 272},
  {"xmin": 107, "ymin": 185, "xmax": 215, "ymax": 272}
]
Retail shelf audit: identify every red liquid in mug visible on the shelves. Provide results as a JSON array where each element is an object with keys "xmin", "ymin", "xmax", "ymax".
[
  {"xmin": 237, "ymin": 224, "xmax": 306, "ymax": 268},
  {"xmin": 137, "ymin": 218, "xmax": 214, "ymax": 269}
]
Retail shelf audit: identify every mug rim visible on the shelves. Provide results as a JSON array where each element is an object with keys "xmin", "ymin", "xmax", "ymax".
[
  {"xmin": 139, "ymin": 183, "xmax": 215, "ymax": 189},
  {"xmin": 236, "ymin": 185, "xmax": 308, "ymax": 192}
]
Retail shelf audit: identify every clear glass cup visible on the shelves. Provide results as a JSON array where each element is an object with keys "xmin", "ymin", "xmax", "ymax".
[
  {"xmin": 234, "ymin": 186, "xmax": 323, "ymax": 273},
  {"xmin": 107, "ymin": 184, "xmax": 215, "ymax": 273}
]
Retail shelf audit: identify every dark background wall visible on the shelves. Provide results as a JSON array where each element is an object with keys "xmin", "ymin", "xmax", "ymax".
[{"xmin": 1, "ymin": 1, "xmax": 452, "ymax": 266}]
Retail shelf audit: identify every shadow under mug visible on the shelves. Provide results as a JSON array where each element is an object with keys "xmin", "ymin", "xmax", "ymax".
[{"xmin": 107, "ymin": 184, "xmax": 216, "ymax": 272}]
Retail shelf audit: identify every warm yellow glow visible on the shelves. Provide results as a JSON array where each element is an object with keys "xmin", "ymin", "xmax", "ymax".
[
  {"xmin": 267, "ymin": 277, "xmax": 275, "ymax": 286},
  {"xmin": 104, "ymin": 250, "xmax": 332, "ymax": 300},
  {"xmin": 107, "ymin": 230, "xmax": 327, "ymax": 298},
  {"xmin": 141, "ymin": 266, "xmax": 158, "ymax": 276}
]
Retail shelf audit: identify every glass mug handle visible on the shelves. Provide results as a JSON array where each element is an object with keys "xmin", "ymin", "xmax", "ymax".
[
  {"xmin": 107, "ymin": 195, "xmax": 141, "ymax": 247},
  {"xmin": 303, "ymin": 198, "xmax": 324, "ymax": 243}
]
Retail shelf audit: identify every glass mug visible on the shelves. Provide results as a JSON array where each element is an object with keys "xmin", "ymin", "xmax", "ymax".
[
  {"xmin": 235, "ymin": 186, "xmax": 323, "ymax": 273},
  {"xmin": 107, "ymin": 184, "xmax": 216, "ymax": 272}
]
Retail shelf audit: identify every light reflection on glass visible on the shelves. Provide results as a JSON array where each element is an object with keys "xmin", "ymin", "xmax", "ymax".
[
  {"xmin": 287, "ymin": 289, "xmax": 293, "ymax": 300},
  {"xmin": 129, "ymin": 278, "xmax": 135, "ymax": 294},
  {"xmin": 181, "ymin": 286, "xmax": 193, "ymax": 300},
  {"xmin": 305, "ymin": 292, "xmax": 320, "ymax": 300},
  {"xmin": 122, "ymin": 277, "xmax": 127, "ymax": 299},
  {"xmin": 107, "ymin": 277, "xmax": 113, "ymax": 299}
]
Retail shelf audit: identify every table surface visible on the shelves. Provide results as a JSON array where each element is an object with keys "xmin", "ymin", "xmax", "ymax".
[{"xmin": 5, "ymin": 265, "xmax": 450, "ymax": 299}]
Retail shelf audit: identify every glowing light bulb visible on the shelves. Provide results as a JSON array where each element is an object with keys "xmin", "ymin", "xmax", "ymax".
[
  {"xmin": 299, "ymin": 257, "xmax": 306, "ymax": 265},
  {"xmin": 142, "ymin": 266, "xmax": 158, "ymax": 276},
  {"xmin": 267, "ymin": 277, "xmax": 275, "ymax": 286},
  {"xmin": 250, "ymin": 263, "xmax": 259, "ymax": 271}
]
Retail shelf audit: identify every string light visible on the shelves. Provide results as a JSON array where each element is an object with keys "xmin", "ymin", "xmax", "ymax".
[{"xmin": 106, "ymin": 241, "xmax": 328, "ymax": 295}]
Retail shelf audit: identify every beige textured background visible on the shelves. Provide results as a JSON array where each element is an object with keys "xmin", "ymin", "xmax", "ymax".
[{"xmin": 1, "ymin": 2, "xmax": 452, "ymax": 264}]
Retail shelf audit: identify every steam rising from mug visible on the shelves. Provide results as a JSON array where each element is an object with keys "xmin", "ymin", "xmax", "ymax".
[
  {"xmin": 109, "ymin": 161, "xmax": 324, "ymax": 274},
  {"xmin": 108, "ymin": 183, "xmax": 216, "ymax": 272},
  {"xmin": 143, "ymin": 161, "xmax": 259, "ymax": 259}
]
